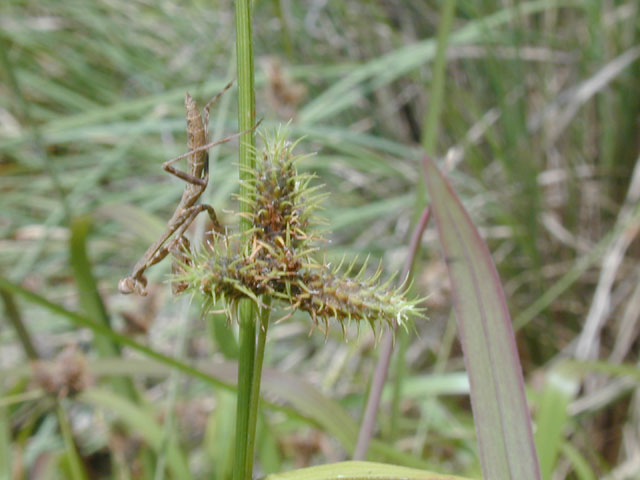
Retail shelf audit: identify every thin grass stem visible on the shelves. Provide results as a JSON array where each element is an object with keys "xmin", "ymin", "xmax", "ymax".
[
  {"xmin": 354, "ymin": 206, "xmax": 431, "ymax": 458},
  {"xmin": 245, "ymin": 303, "xmax": 271, "ymax": 476},
  {"xmin": 233, "ymin": 1, "xmax": 260, "ymax": 478}
]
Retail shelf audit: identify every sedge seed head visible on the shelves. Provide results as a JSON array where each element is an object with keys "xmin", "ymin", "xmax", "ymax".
[{"xmin": 171, "ymin": 126, "xmax": 424, "ymax": 335}]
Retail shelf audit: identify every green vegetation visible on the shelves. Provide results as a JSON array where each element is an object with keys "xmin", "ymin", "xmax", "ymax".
[{"xmin": 1, "ymin": 0, "xmax": 639, "ymax": 479}]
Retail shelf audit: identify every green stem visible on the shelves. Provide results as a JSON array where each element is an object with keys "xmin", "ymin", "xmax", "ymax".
[
  {"xmin": 389, "ymin": 324, "xmax": 409, "ymax": 440},
  {"xmin": 57, "ymin": 403, "xmax": 88, "ymax": 480},
  {"xmin": 245, "ymin": 304, "xmax": 270, "ymax": 476},
  {"xmin": 234, "ymin": 302, "xmax": 256, "ymax": 480},
  {"xmin": 414, "ymin": 0, "xmax": 456, "ymax": 222},
  {"xmin": 272, "ymin": 0, "xmax": 293, "ymax": 59},
  {"xmin": 233, "ymin": 1, "xmax": 259, "ymax": 479},
  {"xmin": 1, "ymin": 286, "xmax": 40, "ymax": 360},
  {"xmin": 420, "ymin": 0, "xmax": 457, "ymax": 155},
  {"xmin": 396, "ymin": 0, "xmax": 457, "ymax": 439},
  {"xmin": 235, "ymin": 0, "xmax": 257, "ymax": 203}
]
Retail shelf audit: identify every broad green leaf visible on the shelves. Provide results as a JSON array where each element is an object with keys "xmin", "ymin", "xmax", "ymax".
[
  {"xmin": 264, "ymin": 461, "xmax": 470, "ymax": 480},
  {"xmin": 423, "ymin": 156, "xmax": 540, "ymax": 479}
]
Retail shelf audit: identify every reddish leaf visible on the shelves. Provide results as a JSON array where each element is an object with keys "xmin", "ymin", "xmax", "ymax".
[{"xmin": 423, "ymin": 156, "xmax": 540, "ymax": 479}]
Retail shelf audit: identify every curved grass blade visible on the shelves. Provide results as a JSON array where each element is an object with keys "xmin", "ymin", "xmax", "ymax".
[
  {"xmin": 559, "ymin": 442, "xmax": 596, "ymax": 480},
  {"xmin": 423, "ymin": 156, "xmax": 540, "ymax": 479},
  {"xmin": 80, "ymin": 389, "xmax": 193, "ymax": 480},
  {"xmin": 264, "ymin": 461, "xmax": 471, "ymax": 480},
  {"xmin": 298, "ymin": 0, "xmax": 585, "ymax": 124},
  {"xmin": 0, "ymin": 278, "xmax": 432, "ymax": 468},
  {"xmin": 0, "ymin": 276, "xmax": 232, "ymax": 391},
  {"xmin": 70, "ymin": 216, "xmax": 139, "ymax": 401},
  {"xmin": 0, "ymin": 404, "xmax": 10, "ymax": 479},
  {"xmin": 57, "ymin": 403, "xmax": 89, "ymax": 480},
  {"xmin": 534, "ymin": 366, "xmax": 579, "ymax": 480}
]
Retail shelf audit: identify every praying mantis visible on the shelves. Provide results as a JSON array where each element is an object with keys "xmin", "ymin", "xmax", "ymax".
[{"xmin": 119, "ymin": 81, "xmax": 255, "ymax": 296}]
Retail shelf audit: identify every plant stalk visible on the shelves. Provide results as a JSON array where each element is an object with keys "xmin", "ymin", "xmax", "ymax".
[
  {"xmin": 353, "ymin": 206, "xmax": 431, "ymax": 459},
  {"xmin": 1, "ymin": 287, "xmax": 39, "ymax": 361},
  {"xmin": 234, "ymin": 302, "xmax": 256, "ymax": 480},
  {"xmin": 421, "ymin": 0, "xmax": 457, "ymax": 154},
  {"xmin": 414, "ymin": 0, "xmax": 456, "ymax": 222},
  {"xmin": 245, "ymin": 304, "xmax": 270, "ymax": 476},
  {"xmin": 233, "ymin": 0, "xmax": 261, "ymax": 479}
]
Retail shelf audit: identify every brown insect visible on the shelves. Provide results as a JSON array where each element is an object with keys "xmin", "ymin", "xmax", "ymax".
[{"xmin": 119, "ymin": 82, "xmax": 254, "ymax": 296}]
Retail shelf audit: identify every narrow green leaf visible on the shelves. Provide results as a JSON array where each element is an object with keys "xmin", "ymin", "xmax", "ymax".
[
  {"xmin": 264, "ymin": 461, "xmax": 470, "ymax": 480},
  {"xmin": 69, "ymin": 217, "xmax": 117, "ymax": 354},
  {"xmin": 80, "ymin": 389, "xmax": 193, "ymax": 480},
  {"xmin": 560, "ymin": 442, "xmax": 597, "ymax": 480},
  {"xmin": 257, "ymin": 413, "xmax": 282, "ymax": 474},
  {"xmin": 298, "ymin": 0, "xmax": 585, "ymax": 124},
  {"xmin": 69, "ymin": 217, "xmax": 139, "ymax": 401},
  {"xmin": 57, "ymin": 404, "xmax": 89, "ymax": 480},
  {"xmin": 535, "ymin": 367, "xmax": 579, "ymax": 480},
  {"xmin": 0, "ymin": 279, "xmax": 433, "ymax": 468},
  {"xmin": 1, "ymin": 285, "xmax": 39, "ymax": 360},
  {"xmin": 382, "ymin": 372, "xmax": 470, "ymax": 400},
  {"xmin": 205, "ymin": 391, "xmax": 236, "ymax": 480},
  {"xmin": 565, "ymin": 360, "xmax": 640, "ymax": 381},
  {"xmin": 421, "ymin": 0, "xmax": 456, "ymax": 154},
  {"xmin": 0, "ymin": 404, "xmax": 10, "ymax": 479},
  {"xmin": 423, "ymin": 156, "xmax": 540, "ymax": 479},
  {"xmin": 210, "ymin": 312, "xmax": 239, "ymax": 359},
  {"xmin": 0, "ymin": 276, "xmax": 232, "ymax": 391}
]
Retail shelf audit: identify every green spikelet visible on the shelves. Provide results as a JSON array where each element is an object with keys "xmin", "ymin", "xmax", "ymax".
[
  {"xmin": 289, "ymin": 264, "xmax": 422, "ymax": 331},
  {"xmin": 239, "ymin": 128, "xmax": 320, "ymax": 251},
  {"xmin": 172, "ymin": 126, "xmax": 423, "ymax": 335}
]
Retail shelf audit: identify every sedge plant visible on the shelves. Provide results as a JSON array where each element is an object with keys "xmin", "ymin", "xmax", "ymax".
[
  {"xmin": 219, "ymin": 3, "xmax": 423, "ymax": 477},
  {"xmin": 172, "ymin": 126, "xmax": 423, "ymax": 477}
]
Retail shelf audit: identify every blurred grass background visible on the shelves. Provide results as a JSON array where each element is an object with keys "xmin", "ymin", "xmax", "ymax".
[{"xmin": 1, "ymin": 0, "xmax": 639, "ymax": 478}]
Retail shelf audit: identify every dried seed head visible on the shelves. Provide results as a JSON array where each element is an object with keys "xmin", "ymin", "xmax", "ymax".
[{"xmin": 32, "ymin": 346, "xmax": 91, "ymax": 398}]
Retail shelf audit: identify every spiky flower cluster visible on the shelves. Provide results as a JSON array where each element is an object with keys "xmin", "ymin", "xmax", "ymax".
[{"xmin": 173, "ymin": 128, "xmax": 422, "ymax": 334}]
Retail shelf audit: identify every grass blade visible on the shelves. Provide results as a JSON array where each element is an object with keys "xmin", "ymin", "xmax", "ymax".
[
  {"xmin": 205, "ymin": 391, "xmax": 236, "ymax": 480},
  {"xmin": 298, "ymin": 0, "xmax": 584, "ymax": 124},
  {"xmin": 57, "ymin": 403, "xmax": 89, "ymax": 480},
  {"xmin": 534, "ymin": 366, "xmax": 579, "ymax": 480},
  {"xmin": 423, "ymin": 156, "xmax": 540, "ymax": 479},
  {"xmin": 0, "ymin": 276, "xmax": 231, "ymax": 391},
  {"xmin": 69, "ymin": 217, "xmax": 139, "ymax": 401},
  {"xmin": 0, "ymin": 278, "xmax": 431, "ymax": 468},
  {"xmin": 264, "ymin": 461, "xmax": 471, "ymax": 480},
  {"xmin": 80, "ymin": 389, "xmax": 193, "ymax": 480},
  {"xmin": 0, "ymin": 404, "xmax": 10, "ymax": 479},
  {"xmin": 1, "ymin": 285, "xmax": 39, "ymax": 360},
  {"xmin": 559, "ymin": 442, "xmax": 597, "ymax": 480}
]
